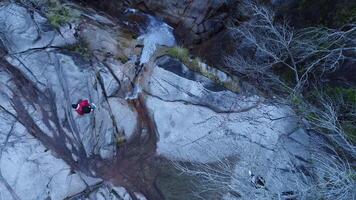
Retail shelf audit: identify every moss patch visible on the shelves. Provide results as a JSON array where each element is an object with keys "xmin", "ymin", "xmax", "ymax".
[
  {"xmin": 47, "ymin": 0, "xmax": 78, "ymax": 28},
  {"xmin": 327, "ymin": 87, "xmax": 356, "ymax": 144},
  {"xmin": 116, "ymin": 55, "xmax": 129, "ymax": 64},
  {"xmin": 65, "ymin": 40, "xmax": 91, "ymax": 60},
  {"xmin": 166, "ymin": 46, "xmax": 190, "ymax": 64},
  {"xmin": 165, "ymin": 46, "xmax": 240, "ymax": 93}
]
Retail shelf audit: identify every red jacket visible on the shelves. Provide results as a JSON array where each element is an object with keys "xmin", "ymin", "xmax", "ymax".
[{"xmin": 75, "ymin": 100, "xmax": 91, "ymax": 115}]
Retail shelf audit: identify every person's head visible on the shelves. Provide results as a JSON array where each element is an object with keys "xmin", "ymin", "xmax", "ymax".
[
  {"xmin": 83, "ymin": 106, "xmax": 91, "ymax": 114},
  {"xmin": 71, "ymin": 104, "xmax": 78, "ymax": 109}
]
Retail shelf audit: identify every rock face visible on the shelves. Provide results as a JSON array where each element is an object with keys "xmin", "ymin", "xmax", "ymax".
[
  {"xmin": 0, "ymin": 2, "xmax": 160, "ymax": 199},
  {"xmin": 130, "ymin": 0, "xmax": 230, "ymax": 45},
  {"xmin": 0, "ymin": 1, "xmax": 315, "ymax": 200},
  {"xmin": 81, "ymin": 0, "xmax": 231, "ymax": 45},
  {"xmin": 141, "ymin": 55, "xmax": 313, "ymax": 198}
]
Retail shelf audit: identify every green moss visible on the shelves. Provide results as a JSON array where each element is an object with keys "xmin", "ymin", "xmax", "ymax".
[
  {"xmin": 322, "ymin": 86, "xmax": 356, "ymax": 143},
  {"xmin": 65, "ymin": 40, "xmax": 91, "ymax": 60},
  {"xmin": 166, "ymin": 46, "xmax": 201, "ymax": 72},
  {"xmin": 116, "ymin": 135, "xmax": 126, "ymax": 145},
  {"xmin": 191, "ymin": 58, "xmax": 200, "ymax": 71},
  {"xmin": 47, "ymin": 0, "xmax": 77, "ymax": 28},
  {"xmin": 117, "ymin": 55, "xmax": 129, "ymax": 63},
  {"xmin": 306, "ymin": 112, "xmax": 319, "ymax": 122},
  {"xmin": 166, "ymin": 46, "xmax": 190, "ymax": 64},
  {"xmin": 222, "ymin": 79, "xmax": 240, "ymax": 93},
  {"xmin": 165, "ymin": 46, "xmax": 240, "ymax": 93}
]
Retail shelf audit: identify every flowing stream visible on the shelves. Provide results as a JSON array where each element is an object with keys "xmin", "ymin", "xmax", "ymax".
[{"xmin": 138, "ymin": 15, "xmax": 176, "ymax": 64}]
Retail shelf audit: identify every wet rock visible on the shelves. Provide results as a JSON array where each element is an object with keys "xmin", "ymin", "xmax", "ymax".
[
  {"xmin": 129, "ymin": 0, "xmax": 230, "ymax": 45},
  {"xmin": 146, "ymin": 55, "xmax": 253, "ymax": 113},
  {"xmin": 123, "ymin": 10, "xmax": 151, "ymax": 34},
  {"xmin": 157, "ymin": 55, "xmax": 241, "ymax": 93},
  {"xmin": 108, "ymin": 98, "xmax": 138, "ymax": 141},
  {"xmin": 0, "ymin": 4, "xmax": 75, "ymax": 53},
  {"xmin": 79, "ymin": 23, "xmax": 135, "ymax": 62},
  {"xmin": 78, "ymin": 0, "xmax": 232, "ymax": 45},
  {"xmin": 143, "ymin": 55, "xmax": 313, "ymax": 197},
  {"xmin": 0, "ymin": 113, "xmax": 102, "ymax": 200},
  {"xmin": 138, "ymin": 20, "xmax": 175, "ymax": 64},
  {"xmin": 0, "ymin": 2, "xmax": 141, "ymax": 199},
  {"xmin": 0, "ymin": 1, "xmax": 316, "ymax": 199}
]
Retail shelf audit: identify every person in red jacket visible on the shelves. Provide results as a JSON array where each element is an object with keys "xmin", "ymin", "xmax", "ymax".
[{"xmin": 72, "ymin": 99, "xmax": 96, "ymax": 115}]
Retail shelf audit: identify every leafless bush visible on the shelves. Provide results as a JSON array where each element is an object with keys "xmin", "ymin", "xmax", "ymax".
[
  {"xmin": 310, "ymin": 141, "xmax": 356, "ymax": 200},
  {"xmin": 173, "ymin": 140, "xmax": 355, "ymax": 200},
  {"xmin": 225, "ymin": 1, "xmax": 356, "ymax": 95},
  {"xmin": 172, "ymin": 157, "xmax": 237, "ymax": 200},
  {"xmin": 172, "ymin": 145, "xmax": 312, "ymax": 200},
  {"xmin": 305, "ymin": 95, "xmax": 356, "ymax": 156},
  {"xmin": 226, "ymin": 0, "xmax": 355, "ymax": 178}
]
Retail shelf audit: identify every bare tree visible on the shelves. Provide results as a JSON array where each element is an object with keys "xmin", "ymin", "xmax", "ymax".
[
  {"xmin": 225, "ymin": 1, "xmax": 356, "ymax": 95},
  {"xmin": 173, "ymin": 3, "xmax": 356, "ymax": 199}
]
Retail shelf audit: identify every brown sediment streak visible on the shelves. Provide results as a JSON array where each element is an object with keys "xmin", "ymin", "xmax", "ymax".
[
  {"xmin": 97, "ymin": 94, "xmax": 164, "ymax": 200},
  {"xmin": 1, "ymin": 56, "xmax": 164, "ymax": 199}
]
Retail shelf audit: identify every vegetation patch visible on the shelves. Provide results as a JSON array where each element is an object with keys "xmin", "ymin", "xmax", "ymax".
[
  {"xmin": 326, "ymin": 87, "xmax": 356, "ymax": 105},
  {"xmin": 156, "ymin": 160, "xmax": 224, "ymax": 200},
  {"xmin": 297, "ymin": 0, "xmax": 356, "ymax": 27},
  {"xmin": 296, "ymin": 86, "xmax": 356, "ymax": 144},
  {"xmin": 116, "ymin": 55, "xmax": 129, "ymax": 64},
  {"xmin": 64, "ymin": 40, "xmax": 91, "ymax": 60},
  {"xmin": 334, "ymin": 6, "xmax": 356, "ymax": 26},
  {"xmin": 165, "ymin": 46, "xmax": 240, "ymax": 92},
  {"xmin": 46, "ymin": 0, "xmax": 78, "ymax": 28},
  {"xmin": 166, "ymin": 46, "xmax": 190, "ymax": 64},
  {"xmin": 343, "ymin": 123, "xmax": 356, "ymax": 144},
  {"xmin": 326, "ymin": 87, "xmax": 356, "ymax": 143}
]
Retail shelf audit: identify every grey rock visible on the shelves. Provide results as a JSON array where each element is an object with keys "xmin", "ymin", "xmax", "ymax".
[
  {"xmin": 0, "ymin": 3, "xmax": 139, "ymax": 199},
  {"xmin": 0, "ymin": 1, "xmax": 318, "ymax": 200},
  {"xmin": 142, "ymin": 53, "xmax": 314, "ymax": 197}
]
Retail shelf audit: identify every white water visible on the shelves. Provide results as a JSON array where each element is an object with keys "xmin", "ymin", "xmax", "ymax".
[{"xmin": 138, "ymin": 16, "xmax": 176, "ymax": 64}]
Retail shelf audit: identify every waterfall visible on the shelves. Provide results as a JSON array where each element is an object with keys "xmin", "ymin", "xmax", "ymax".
[{"xmin": 138, "ymin": 15, "xmax": 176, "ymax": 64}]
